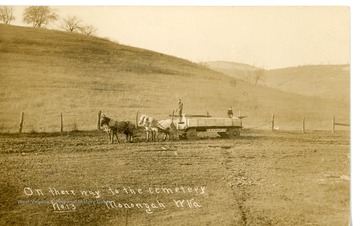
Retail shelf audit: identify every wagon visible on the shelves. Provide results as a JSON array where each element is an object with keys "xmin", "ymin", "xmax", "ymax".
[{"xmin": 175, "ymin": 114, "xmax": 246, "ymax": 140}]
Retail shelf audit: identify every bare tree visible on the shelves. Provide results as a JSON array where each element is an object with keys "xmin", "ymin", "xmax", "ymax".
[
  {"xmin": 0, "ymin": 6, "xmax": 15, "ymax": 24},
  {"xmin": 23, "ymin": 6, "xmax": 58, "ymax": 28},
  {"xmin": 79, "ymin": 25, "xmax": 97, "ymax": 36},
  {"xmin": 253, "ymin": 70, "xmax": 264, "ymax": 85},
  {"xmin": 61, "ymin": 15, "xmax": 82, "ymax": 32}
]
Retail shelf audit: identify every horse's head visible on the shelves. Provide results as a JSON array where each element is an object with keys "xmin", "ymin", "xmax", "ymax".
[
  {"xmin": 100, "ymin": 115, "xmax": 111, "ymax": 127},
  {"xmin": 138, "ymin": 114, "xmax": 147, "ymax": 126}
]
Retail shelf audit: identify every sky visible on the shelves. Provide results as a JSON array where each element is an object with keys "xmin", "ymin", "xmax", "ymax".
[{"xmin": 5, "ymin": 6, "xmax": 350, "ymax": 69}]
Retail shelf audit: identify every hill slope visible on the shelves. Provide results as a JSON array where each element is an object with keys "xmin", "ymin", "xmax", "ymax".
[
  {"xmin": 202, "ymin": 61, "xmax": 264, "ymax": 83},
  {"xmin": 0, "ymin": 25, "xmax": 349, "ymax": 132},
  {"xmin": 203, "ymin": 61, "xmax": 350, "ymax": 103},
  {"xmin": 264, "ymin": 65, "xmax": 350, "ymax": 103}
]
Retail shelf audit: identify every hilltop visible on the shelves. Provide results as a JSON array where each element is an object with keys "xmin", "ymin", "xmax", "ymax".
[
  {"xmin": 203, "ymin": 61, "xmax": 350, "ymax": 103},
  {"xmin": 202, "ymin": 61, "xmax": 264, "ymax": 83},
  {"xmin": 201, "ymin": 61, "xmax": 262, "ymax": 74},
  {"xmin": 0, "ymin": 24, "xmax": 349, "ymax": 132}
]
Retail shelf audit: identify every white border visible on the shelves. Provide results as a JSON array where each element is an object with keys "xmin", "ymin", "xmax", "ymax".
[
  {"xmin": 1, "ymin": 1, "xmax": 358, "ymax": 225},
  {"xmin": 0, "ymin": 0, "xmax": 354, "ymax": 6}
]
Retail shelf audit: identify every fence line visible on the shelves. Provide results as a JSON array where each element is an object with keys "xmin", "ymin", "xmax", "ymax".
[
  {"xmin": 332, "ymin": 116, "xmax": 350, "ymax": 133},
  {"xmin": 3, "ymin": 111, "xmax": 350, "ymax": 134}
]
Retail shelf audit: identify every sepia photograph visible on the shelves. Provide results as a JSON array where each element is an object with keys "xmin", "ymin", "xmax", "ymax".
[{"xmin": 0, "ymin": 3, "xmax": 352, "ymax": 226}]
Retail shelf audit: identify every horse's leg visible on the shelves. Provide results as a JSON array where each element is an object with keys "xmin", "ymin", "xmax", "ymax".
[
  {"xmin": 150, "ymin": 130, "xmax": 154, "ymax": 142},
  {"xmin": 111, "ymin": 131, "xmax": 114, "ymax": 144},
  {"xmin": 111, "ymin": 130, "xmax": 116, "ymax": 144},
  {"xmin": 167, "ymin": 130, "xmax": 171, "ymax": 141},
  {"xmin": 126, "ymin": 132, "xmax": 133, "ymax": 143},
  {"xmin": 110, "ymin": 131, "xmax": 114, "ymax": 144},
  {"xmin": 108, "ymin": 132, "xmax": 112, "ymax": 143},
  {"xmin": 114, "ymin": 131, "xmax": 120, "ymax": 144},
  {"xmin": 154, "ymin": 130, "xmax": 158, "ymax": 142},
  {"xmin": 124, "ymin": 131, "xmax": 128, "ymax": 143}
]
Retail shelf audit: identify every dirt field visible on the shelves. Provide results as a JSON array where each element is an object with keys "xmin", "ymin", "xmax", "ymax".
[{"xmin": 0, "ymin": 129, "xmax": 350, "ymax": 226}]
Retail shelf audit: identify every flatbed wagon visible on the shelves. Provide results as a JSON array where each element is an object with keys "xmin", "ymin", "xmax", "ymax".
[{"xmin": 175, "ymin": 114, "xmax": 245, "ymax": 140}]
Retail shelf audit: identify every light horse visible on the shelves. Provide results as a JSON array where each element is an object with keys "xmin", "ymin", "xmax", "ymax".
[
  {"xmin": 138, "ymin": 114, "xmax": 177, "ymax": 141},
  {"xmin": 138, "ymin": 114, "xmax": 157, "ymax": 141},
  {"xmin": 100, "ymin": 115, "xmax": 136, "ymax": 143},
  {"xmin": 157, "ymin": 118, "xmax": 177, "ymax": 140}
]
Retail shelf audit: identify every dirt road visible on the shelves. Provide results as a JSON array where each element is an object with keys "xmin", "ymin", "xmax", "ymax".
[{"xmin": 0, "ymin": 130, "xmax": 350, "ymax": 225}]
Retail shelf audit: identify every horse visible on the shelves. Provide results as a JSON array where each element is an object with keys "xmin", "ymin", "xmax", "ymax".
[
  {"xmin": 138, "ymin": 114, "xmax": 157, "ymax": 141},
  {"xmin": 155, "ymin": 118, "xmax": 177, "ymax": 140},
  {"xmin": 100, "ymin": 115, "xmax": 135, "ymax": 143},
  {"xmin": 138, "ymin": 114, "xmax": 177, "ymax": 141}
]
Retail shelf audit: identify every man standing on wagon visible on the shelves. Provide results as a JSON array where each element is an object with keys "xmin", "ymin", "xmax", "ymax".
[
  {"xmin": 228, "ymin": 106, "xmax": 234, "ymax": 118},
  {"xmin": 176, "ymin": 99, "xmax": 183, "ymax": 122}
]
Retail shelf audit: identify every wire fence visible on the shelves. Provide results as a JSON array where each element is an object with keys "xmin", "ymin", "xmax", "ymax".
[{"xmin": 0, "ymin": 110, "xmax": 350, "ymax": 134}]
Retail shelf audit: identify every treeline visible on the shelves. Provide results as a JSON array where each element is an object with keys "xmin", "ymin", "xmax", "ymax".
[{"xmin": 0, "ymin": 6, "xmax": 97, "ymax": 36}]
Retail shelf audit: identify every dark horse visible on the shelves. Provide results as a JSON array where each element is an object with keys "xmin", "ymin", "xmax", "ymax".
[{"xmin": 100, "ymin": 115, "xmax": 136, "ymax": 143}]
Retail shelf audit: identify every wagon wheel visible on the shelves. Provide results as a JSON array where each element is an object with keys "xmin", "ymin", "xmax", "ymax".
[
  {"xmin": 186, "ymin": 129, "xmax": 197, "ymax": 140},
  {"xmin": 227, "ymin": 128, "xmax": 240, "ymax": 138}
]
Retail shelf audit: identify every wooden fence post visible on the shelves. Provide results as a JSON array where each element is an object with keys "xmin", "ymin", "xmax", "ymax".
[
  {"xmin": 302, "ymin": 117, "xmax": 305, "ymax": 133},
  {"xmin": 60, "ymin": 113, "xmax": 63, "ymax": 133},
  {"xmin": 332, "ymin": 116, "xmax": 335, "ymax": 133},
  {"xmin": 125, "ymin": 209, "xmax": 129, "ymax": 226},
  {"xmin": 271, "ymin": 114, "xmax": 275, "ymax": 131},
  {"xmin": 19, "ymin": 112, "xmax": 24, "ymax": 134},
  {"xmin": 97, "ymin": 111, "xmax": 102, "ymax": 130}
]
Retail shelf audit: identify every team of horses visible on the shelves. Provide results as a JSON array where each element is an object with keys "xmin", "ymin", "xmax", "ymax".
[{"xmin": 100, "ymin": 113, "xmax": 178, "ymax": 144}]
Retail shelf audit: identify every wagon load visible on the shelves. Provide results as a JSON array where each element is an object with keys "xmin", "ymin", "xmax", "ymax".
[{"xmin": 176, "ymin": 114, "xmax": 246, "ymax": 140}]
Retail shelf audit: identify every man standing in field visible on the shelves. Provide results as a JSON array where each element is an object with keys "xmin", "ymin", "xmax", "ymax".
[{"xmin": 176, "ymin": 99, "xmax": 183, "ymax": 123}]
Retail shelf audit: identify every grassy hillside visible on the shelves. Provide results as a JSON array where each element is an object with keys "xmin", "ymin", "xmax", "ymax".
[
  {"xmin": 264, "ymin": 65, "xmax": 350, "ymax": 103},
  {"xmin": 0, "ymin": 25, "xmax": 349, "ymax": 132},
  {"xmin": 201, "ymin": 61, "xmax": 263, "ymax": 84},
  {"xmin": 203, "ymin": 61, "xmax": 350, "ymax": 103}
]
